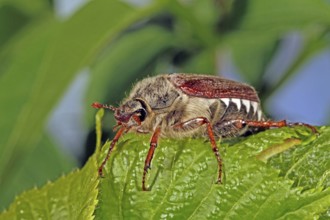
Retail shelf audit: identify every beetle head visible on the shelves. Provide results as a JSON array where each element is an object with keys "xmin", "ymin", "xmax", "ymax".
[
  {"xmin": 91, "ymin": 100, "xmax": 148, "ymax": 128},
  {"xmin": 114, "ymin": 99, "xmax": 148, "ymax": 127}
]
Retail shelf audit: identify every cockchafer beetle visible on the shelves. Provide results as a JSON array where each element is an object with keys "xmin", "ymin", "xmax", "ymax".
[{"xmin": 92, "ymin": 73, "xmax": 317, "ymax": 191}]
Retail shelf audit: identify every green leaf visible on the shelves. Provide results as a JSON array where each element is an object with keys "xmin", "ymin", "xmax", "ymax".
[
  {"xmin": 1, "ymin": 125, "xmax": 329, "ymax": 219},
  {"xmin": 0, "ymin": 133, "xmax": 76, "ymax": 210},
  {"xmin": 0, "ymin": 19, "xmax": 61, "ymax": 209},
  {"xmin": 269, "ymin": 126, "xmax": 330, "ymax": 190},
  {"xmin": 0, "ymin": 5, "xmax": 30, "ymax": 49},
  {"xmin": 95, "ymin": 127, "xmax": 329, "ymax": 219},
  {"xmin": 0, "ymin": 0, "xmax": 50, "ymax": 17},
  {"xmin": 169, "ymin": 0, "xmax": 217, "ymax": 47},
  {"xmin": 181, "ymin": 48, "xmax": 218, "ymax": 74},
  {"xmin": 0, "ymin": 153, "xmax": 99, "ymax": 220},
  {"xmin": 239, "ymin": 0, "xmax": 330, "ymax": 32}
]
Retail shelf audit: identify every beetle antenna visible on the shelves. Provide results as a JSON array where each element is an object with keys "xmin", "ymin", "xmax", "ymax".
[{"xmin": 91, "ymin": 102, "xmax": 116, "ymax": 111}]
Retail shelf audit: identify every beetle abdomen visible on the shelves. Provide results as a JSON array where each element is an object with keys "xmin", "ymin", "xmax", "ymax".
[{"xmin": 214, "ymin": 97, "xmax": 265, "ymax": 138}]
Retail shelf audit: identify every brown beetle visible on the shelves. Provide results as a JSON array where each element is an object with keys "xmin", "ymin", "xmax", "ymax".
[{"xmin": 92, "ymin": 73, "xmax": 316, "ymax": 191}]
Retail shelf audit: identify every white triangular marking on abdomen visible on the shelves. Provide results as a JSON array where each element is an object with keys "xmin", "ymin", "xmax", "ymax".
[
  {"xmin": 257, "ymin": 109, "xmax": 262, "ymax": 121},
  {"xmin": 242, "ymin": 99, "xmax": 250, "ymax": 113},
  {"xmin": 221, "ymin": 98, "xmax": 230, "ymax": 106},
  {"xmin": 231, "ymin": 98, "xmax": 241, "ymax": 110},
  {"xmin": 251, "ymin": 101, "xmax": 258, "ymax": 114}
]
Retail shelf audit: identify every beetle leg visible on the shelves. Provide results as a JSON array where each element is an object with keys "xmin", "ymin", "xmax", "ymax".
[
  {"xmin": 286, "ymin": 122, "xmax": 318, "ymax": 133},
  {"xmin": 98, "ymin": 126, "xmax": 127, "ymax": 177},
  {"xmin": 143, "ymin": 127, "xmax": 161, "ymax": 191},
  {"xmin": 242, "ymin": 120, "xmax": 317, "ymax": 133},
  {"xmin": 173, "ymin": 117, "xmax": 223, "ymax": 184}
]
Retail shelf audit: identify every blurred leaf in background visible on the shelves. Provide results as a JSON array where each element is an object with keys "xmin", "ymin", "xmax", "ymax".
[{"xmin": 0, "ymin": 0, "xmax": 330, "ymax": 212}]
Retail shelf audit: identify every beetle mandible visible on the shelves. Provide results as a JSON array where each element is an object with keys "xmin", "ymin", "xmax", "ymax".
[{"xmin": 92, "ymin": 73, "xmax": 316, "ymax": 191}]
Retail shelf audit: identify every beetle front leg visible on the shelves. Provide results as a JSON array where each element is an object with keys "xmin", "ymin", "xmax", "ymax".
[
  {"xmin": 98, "ymin": 126, "xmax": 127, "ymax": 177},
  {"xmin": 143, "ymin": 127, "xmax": 161, "ymax": 191},
  {"xmin": 173, "ymin": 117, "xmax": 223, "ymax": 184}
]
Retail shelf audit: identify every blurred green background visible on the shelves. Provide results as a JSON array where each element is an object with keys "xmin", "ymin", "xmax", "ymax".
[{"xmin": 0, "ymin": 0, "xmax": 330, "ymax": 210}]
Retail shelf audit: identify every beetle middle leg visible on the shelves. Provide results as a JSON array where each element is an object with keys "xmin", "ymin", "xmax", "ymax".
[{"xmin": 173, "ymin": 117, "xmax": 223, "ymax": 184}]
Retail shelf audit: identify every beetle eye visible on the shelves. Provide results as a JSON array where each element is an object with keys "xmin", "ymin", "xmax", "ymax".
[{"xmin": 135, "ymin": 108, "xmax": 147, "ymax": 122}]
